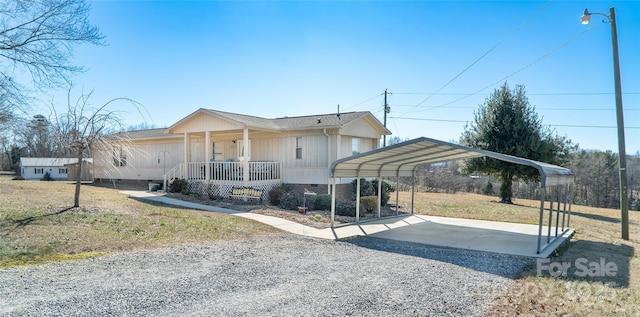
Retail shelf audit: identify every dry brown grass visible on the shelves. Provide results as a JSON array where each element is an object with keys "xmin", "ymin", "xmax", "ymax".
[
  {"xmin": 394, "ymin": 191, "xmax": 640, "ymax": 316},
  {"xmin": 2, "ymin": 173, "xmax": 638, "ymax": 315},
  {"xmin": 0, "ymin": 175, "xmax": 280, "ymax": 268}
]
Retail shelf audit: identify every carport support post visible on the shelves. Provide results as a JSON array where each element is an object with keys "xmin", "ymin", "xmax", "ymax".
[
  {"xmin": 395, "ymin": 174, "xmax": 400, "ymax": 217},
  {"xmin": 411, "ymin": 173, "xmax": 415, "ymax": 214},
  {"xmin": 356, "ymin": 177, "xmax": 361, "ymax": 222},
  {"xmin": 377, "ymin": 176, "xmax": 382, "ymax": 219},
  {"xmin": 567, "ymin": 183, "xmax": 574, "ymax": 228},
  {"xmin": 547, "ymin": 188, "xmax": 554, "ymax": 243},
  {"xmin": 537, "ymin": 183, "xmax": 546, "ymax": 254},
  {"xmin": 561, "ymin": 184, "xmax": 568, "ymax": 230},
  {"xmin": 331, "ymin": 180, "xmax": 336, "ymax": 226},
  {"xmin": 555, "ymin": 186, "xmax": 561, "ymax": 237}
]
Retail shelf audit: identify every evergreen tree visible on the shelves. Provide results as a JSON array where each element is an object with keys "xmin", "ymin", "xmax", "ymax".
[{"xmin": 460, "ymin": 83, "xmax": 574, "ymax": 203}]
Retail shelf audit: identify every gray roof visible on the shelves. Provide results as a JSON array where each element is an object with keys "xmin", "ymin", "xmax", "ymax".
[
  {"xmin": 108, "ymin": 128, "xmax": 179, "ymax": 140},
  {"xmin": 331, "ymin": 137, "xmax": 574, "ymax": 186},
  {"xmin": 169, "ymin": 108, "xmax": 390, "ymax": 133},
  {"xmin": 118, "ymin": 109, "xmax": 390, "ymax": 140},
  {"xmin": 20, "ymin": 157, "xmax": 92, "ymax": 167}
]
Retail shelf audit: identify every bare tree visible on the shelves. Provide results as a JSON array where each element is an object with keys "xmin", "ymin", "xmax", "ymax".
[
  {"xmin": 0, "ymin": 0, "xmax": 104, "ymax": 113},
  {"xmin": 52, "ymin": 89, "xmax": 144, "ymax": 207}
]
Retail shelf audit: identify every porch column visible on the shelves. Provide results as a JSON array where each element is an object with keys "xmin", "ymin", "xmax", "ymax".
[
  {"xmin": 205, "ymin": 131, "xmax": 211, "ymax": 181},
  {"xmin": 242, "ymin": 127, "xmax": 249, "ymax": 186},
  {"xmin": 183, "ymin": 133, "xmax": 189, "ymax": 164}
]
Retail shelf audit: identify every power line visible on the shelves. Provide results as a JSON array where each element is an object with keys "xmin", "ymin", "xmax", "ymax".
[
  {"xmin": 399, "ymin": 0, "xmax": 554, "ymax": 117},
  {"xmin": 389, "ymin": 116, "xmax": 640, "ymax": 129},
  {"xmin": 394, "ymin": 92, "xmax": 640, "ymax": 96},
  {"xmin": 390, "ymin": 104, "xmax": 640, "ymax": 111},
  {"xmin": 344, "ymin": 93, "xmax": 383, "ymax": 112},
  {"xmin": 548, "ymin": 124, "xmax": 640, "ymax": 129},
  {"xmin": 411, "ymin": 24, "xmax": 596, "ymax": 114}
]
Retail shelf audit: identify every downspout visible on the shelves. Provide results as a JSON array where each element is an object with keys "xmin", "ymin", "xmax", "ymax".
[{"xmin": 324, "ymin": 129, "xmax": 330, "ymax": 194}]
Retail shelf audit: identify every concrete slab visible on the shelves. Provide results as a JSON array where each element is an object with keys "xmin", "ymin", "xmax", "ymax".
[
  {"xmin": 121, "ymin": 190, "xmax": 572, "ymax": 258},
  {"xmin": 369, "ymin": 215, "xmax": 574, "ymax": 258}
]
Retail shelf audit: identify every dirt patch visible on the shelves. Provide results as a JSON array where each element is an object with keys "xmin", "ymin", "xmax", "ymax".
[{"xmin": 162, "ymin": 192, "xmax": 409, "ymax": 229}]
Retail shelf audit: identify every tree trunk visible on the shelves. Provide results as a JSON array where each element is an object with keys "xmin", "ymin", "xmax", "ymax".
[
  {"xmin": 499, "ymin": 173, "xmax": 513, "ymax": 204},
  {"xmin": 74, "ymin": 151, "xmax": 83, "ymax": 207}
]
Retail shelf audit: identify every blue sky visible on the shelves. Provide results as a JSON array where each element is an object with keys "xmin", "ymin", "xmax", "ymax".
[{"xmin": 35, "ymin": 0, "xmax": 639, "ymax": 153}]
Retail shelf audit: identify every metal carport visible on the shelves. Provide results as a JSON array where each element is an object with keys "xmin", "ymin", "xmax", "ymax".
[{"xmin": 329, "ymin": 137, "xmax": 575, "ymax": 254}]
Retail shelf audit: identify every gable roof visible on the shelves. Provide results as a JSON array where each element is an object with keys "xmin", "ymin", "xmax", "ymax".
[
  {"xmin": 20, "ymin": 157, "xmax": 85, "ymax": 167},
  {"xmin": 107, "ymin": 128, "xmax": 179, "ymax": 141},
  {"xmin": 167, "ymin": 108, "xmax": 391, "ymax": 135},
  {"xmin": 331, "ymin": 137, "xmax": 574, "ymax": 186}
]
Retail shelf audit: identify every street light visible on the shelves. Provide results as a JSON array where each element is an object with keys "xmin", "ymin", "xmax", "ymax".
[{"xmin": 581, "ymin": 7, "xmax": 629, "ymax": 240}]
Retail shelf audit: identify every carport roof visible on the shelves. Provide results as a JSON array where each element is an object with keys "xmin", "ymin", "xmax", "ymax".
[{"xmin": 330, "ymin": 137, "xmax": 574, "ymax": 186}]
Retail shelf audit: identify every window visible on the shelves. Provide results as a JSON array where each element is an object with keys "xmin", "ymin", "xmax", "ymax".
[
  {"xmin": 352, "ymin": 137, "xmax": 361, "ymax": 155},
  {"xmin": 236, "ymin": 140, "xmax": 251, "ymax": 160},
  {"xmin": 59, "ymin": 168, "xmax": 68, "ymax": 174},
  {"xmin": 212, "ymin": 142, "xmax": 222, "ymax": 161},
  {"xmin": 35, "ymin": 168, "xmax": 43, "ymax": 174},
  {"xmin": 295, "ymin": 137, "xmax": 302, "ymax": 159},
  {"xmin": 113, "ymin": 147, "xmax": 126, "ymax": 167}
]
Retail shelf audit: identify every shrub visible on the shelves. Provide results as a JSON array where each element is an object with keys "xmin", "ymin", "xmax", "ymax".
[
  {"xmin": 360, "ymin": 196, "xmax": 378, "ymax": 212},
  {"xmin": 351, "ymin": 178, "xmax": 394, "ymax": 206},
  {"xmin": 169, "ymin": 178, "xmax": 188, "ymax": 194},
  {"xmin": 631, "ymin": 197, "xmax": 640, "ymax": 211},
  {"xmin": 41, "ymin": 172, "xmax": 53, "ymax": 181},
  {"xmin": 372, "ymin": 179, "xmax": 395, "ymax": 206},
  {"xmin": 351, "ymin": 178, "xmax": 375, "ymax": 197},
  {"xmin": 483, "ymin": 180, "xmax": 494, "ymax": 195},
  {"xmin": 336, "ymin": 199, "xmax": 362, "ymax": 217},
  {"xmin": 279, "ymin": 190, "xmax": 305, "ymax": 211},
  {"xmin": 269, "ymin": 188, "xmax": 286, "ymax": 206},
  {"xmin": 373, "ymin": 179, "xmax": 396, "ymax": 193},
  {"xmin": 313, "ymin": 194, "xmax": 332, "ymax": 211}
]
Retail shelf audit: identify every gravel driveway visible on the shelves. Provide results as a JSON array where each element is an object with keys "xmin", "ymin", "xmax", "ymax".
[{"xmin": 1, "ymin": 234, "xmax": 533, "ymax": 316}]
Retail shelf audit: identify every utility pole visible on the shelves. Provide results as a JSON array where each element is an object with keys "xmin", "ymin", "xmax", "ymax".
[
  {"xmin": 609, "ymin": 7, "xmax": 629, "ymax": 240},
  {"xmin": 383, "ymin": 89, "xmax": 390, "ymax": 147},
  {"xmin": 581, "ymin": 7, "xmax": 628, "ymax": 240}
]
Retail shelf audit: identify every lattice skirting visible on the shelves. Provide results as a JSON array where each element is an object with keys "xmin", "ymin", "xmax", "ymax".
[{"xmin": 186, "ymin": 180, "xmax": 281, "ymax": 201}]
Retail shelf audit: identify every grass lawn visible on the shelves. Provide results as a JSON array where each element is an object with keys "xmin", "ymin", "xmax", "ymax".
[
  {"xmin": 396, "ymin": 191, "xmax": 640, "ymax": 316},
  {"xmin": 0, "ymin": 174, "xmax": 280, "ymax": 268},
  {"xmin": 2, "ymin": 173, "xmax": 638, "ymax": 315}
]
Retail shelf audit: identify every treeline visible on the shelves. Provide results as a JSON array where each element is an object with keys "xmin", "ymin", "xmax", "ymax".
[
  {"xmin": 0, "ymin": 115, "xmax": 157, "ymax": 173},
  {"xmin": 400, "ymin": 150, "xmax": 640, "ymax": 211}
]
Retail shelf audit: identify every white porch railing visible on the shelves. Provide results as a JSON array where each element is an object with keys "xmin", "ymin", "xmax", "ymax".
[{"xmin": 163, "ymin": 161, "xmax": 282, "ymax": 191}]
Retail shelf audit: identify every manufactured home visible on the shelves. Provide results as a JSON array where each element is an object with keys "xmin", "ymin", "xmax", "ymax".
[
  {"xmin": 20, "ymin": 157, "xmax": 85, "ymax": 180},
  {"xmin": 93, "ymin": 109, "xmax": 390, "ymax": 198}
]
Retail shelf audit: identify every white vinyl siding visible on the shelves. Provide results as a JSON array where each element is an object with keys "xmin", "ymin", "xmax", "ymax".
[{"xmin": 94, "ymin": 139, "xmax": 184, "ymax": 180}]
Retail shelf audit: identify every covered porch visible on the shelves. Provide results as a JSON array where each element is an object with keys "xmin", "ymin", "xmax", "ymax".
[{"xmin": 163, "ymin": 109, "xmax": 284, "ymax": 199}]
